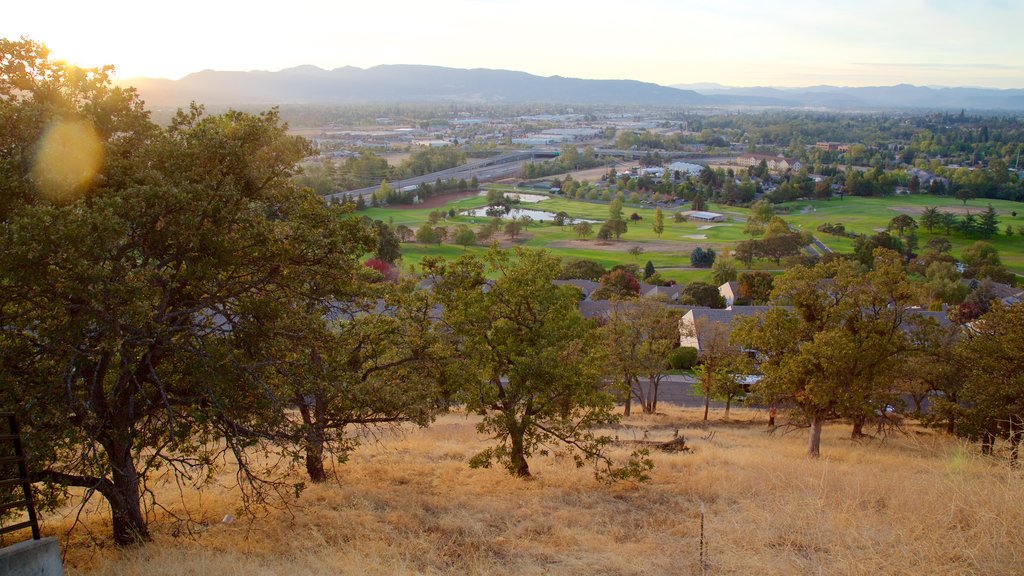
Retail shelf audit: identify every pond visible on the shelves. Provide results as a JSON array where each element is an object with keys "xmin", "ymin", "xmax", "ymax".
[{"xmin": 461, "ymin": 207, "xmax": 601, "ymax": 223}]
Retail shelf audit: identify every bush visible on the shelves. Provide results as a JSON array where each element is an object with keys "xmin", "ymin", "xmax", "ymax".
[{"xmin": 669, "ymin": 347, "xmax": 699, "ymax": 370}]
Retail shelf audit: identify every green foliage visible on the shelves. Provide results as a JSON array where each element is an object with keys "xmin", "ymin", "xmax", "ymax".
[
  {"xmin": 690, "ymin": 247, "xmax": 717, "ymax": 268},
  {"xmin": 560, "ymin": 258, "xmax": 606, "ymax": 281},
  {"xmin": 372, "ymin": 220, "xmax": 402, "ymax": 263},
  {"xmin": 0, "ymin": 39, "xmax": 393, "ymax": 544},
  {"xmin": 962, "ymin": 241, "xmax": 1015, "ymax": 284},
  {"xmin": 736, "ymin": 272, "xmax": 774, "ymax": 305},
  {"xmin": 416, "ymin": 224, "xmax": 439, "ymax": 244},
  {"xmin": 644, "ymin": 260, "xmax": 657, "ymax": 280},
  {"xmin": 653, "ymin": 207, "xmax": 665, "ymax": 238},
  {"xmin": 679, "ymin": 282, "xmax": 726, "ymax": 308},
  {"xmin": 669, "ymin": 347, "xmax": 699, "ymax": 370},
  {"xmin": 453, "ymin": 224, "xmax": 477, "ymax": 249},
  {"xmin": 732, "ymin": 250, "xmax": 916, "ymax": 457},
  {"xmin": 600, "ymin": 218, "xmax": 628, "ymax": 240},
  {"xmin": 425, "ymin": 248, "xmax": 634, "ymax": 479},
  {"xmin": 573, "ymin": 221, "xmax": 594, "ymax": 239},
  {"xmin": 600, "ymin": 299, "xmax": 679, "ymax": 414},
  {"xmin": 952, "ymin": 303, "xmax": 1024, "ymax": 455},
  {"xmin": 711, "ymin": 258, "xmax": 738, "ymax": 285}
]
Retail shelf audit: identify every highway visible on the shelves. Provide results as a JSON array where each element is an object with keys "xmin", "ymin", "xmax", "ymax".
[{"xmin": 324, "ymin": 150, "xmax": 559, "ymax": 203}]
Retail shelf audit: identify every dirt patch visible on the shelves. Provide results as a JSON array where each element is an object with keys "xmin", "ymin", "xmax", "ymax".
[
  {"xmin": 889, "ymin": 204, "xmax": 1007, "ymax": 216},
  {"xmin": 546, "ymin": 239, "xmax": 718, "ymax": 253},
  {"xmin": 389, "ymin": 190, "xmax": 480, "ymax": 210},
  {"xmin": 565, "ymin": 161, "xmax": 637, "ymax": 183}
]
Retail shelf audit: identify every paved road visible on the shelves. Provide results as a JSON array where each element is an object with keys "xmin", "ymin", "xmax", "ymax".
[
  {"xmin": 325, "ymin": 150, "xmax": 555, "ymax": 203},
  {"xmin": 649, "ymin": 374, "xmax": 735, "ymax": 409}
]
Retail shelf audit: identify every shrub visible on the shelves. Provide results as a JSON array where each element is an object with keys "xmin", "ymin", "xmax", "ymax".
[{"xmin": 669, "ymin": 347, "xmax": 699, "ymax": 370}]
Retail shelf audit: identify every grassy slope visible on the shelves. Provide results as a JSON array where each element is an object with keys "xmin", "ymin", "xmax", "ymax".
[{"xmin": 57, "ymin": 406, "xmax": 1024, "ymax": 576}]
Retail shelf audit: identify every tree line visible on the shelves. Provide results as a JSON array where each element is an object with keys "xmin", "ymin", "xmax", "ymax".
[{"xmin": 0, "ymin": 41, "xmax": 651, "ymax": 546}]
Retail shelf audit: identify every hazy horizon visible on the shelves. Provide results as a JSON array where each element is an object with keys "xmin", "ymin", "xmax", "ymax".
[{"xmin": 6, "ymin": 0, "xmax": 1024, "ymax": 89}]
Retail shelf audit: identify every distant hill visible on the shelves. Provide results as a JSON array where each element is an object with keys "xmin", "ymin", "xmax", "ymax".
[
  {"xmin": 121, "ymin": 65, "xmax": 709, "ymax": 107},
  {"xmin": 673, "ymin": 83, "xmax": 1024, "ymax": 111}
]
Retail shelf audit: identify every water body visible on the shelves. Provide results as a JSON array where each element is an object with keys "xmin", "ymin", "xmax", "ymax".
[{"xmin": 462, "ymin": 207, "xmax": 601, "ymax": 223}]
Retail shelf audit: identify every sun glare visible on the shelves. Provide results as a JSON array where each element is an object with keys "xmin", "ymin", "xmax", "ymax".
[{"xmin": 32, "ymin": 119, "xmax": 104, "ymax": 203}]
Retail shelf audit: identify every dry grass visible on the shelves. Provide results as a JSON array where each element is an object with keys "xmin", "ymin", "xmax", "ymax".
[{"xmin": 42, "ymin": 406, "xmax": 1024, "ymax": 576}]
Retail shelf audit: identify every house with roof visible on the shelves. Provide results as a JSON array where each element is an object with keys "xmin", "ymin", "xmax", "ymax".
[
  {"xmin": 719, "ymin": 281, "xmax": 739, "ymax": 306},
  {"xmin": 735, "ymin": 153, "xmax": 802, "ymax": 173},
  {"xmin": 679, "ymin": 305, "xmax": 952, "ymax": 352},
  {"xmin": 553, "ymin": 279, "xmax": 601, "ymax": 300},
  {"xmin": 643, "ymin": 284, "xmax": 682, "ymax": 302},
  {"xmin": 678, "ymin": 306, "xmax": 773, "ymax": 351}
]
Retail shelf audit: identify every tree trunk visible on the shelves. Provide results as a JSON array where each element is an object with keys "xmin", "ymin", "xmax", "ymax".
[
  {"xmin": 851, "ymin": 416, "xmax": 866, "ymax": 439},
  {"xmin": 107, "ymin": 441, "xmax": 150, "ymax": 546},
  {"xmin": 623, "ymin": 392, "xmax": 632, "ymax": 416},
  {"xmin": 911, "ymin": 396, "xmax": 924, "ymax": 418},
  {"xmin": 509, "ymin": 426, "xmax": 531, "ymax": 478},
  {"xmin": 768, "ymin": 405, "xmax": 777, "ymax": 427},
  {"xmin": 304, "ymin": 435, "xmax": 327, "ymax": 483},
  {"xmin": 724, "ymin": 397, "xmax": 732, "ymax": 420},
  {"xmin": 981, "ymin": 432, "xmax": 995, "ymax": 456},
  {"xmin": 298, "ymin": 395, "xmax": 328, "ymax": 482},
  {"xmin": 807, "ymin": 413, "xmax": 823, "ymax": 458},
  {"xmin": 650, "ymin": 378, "xmax": 659, "ymax": 413},
  {"xmin": 703, "ymin": 392, "xmax": 710, "ymax": 421}
]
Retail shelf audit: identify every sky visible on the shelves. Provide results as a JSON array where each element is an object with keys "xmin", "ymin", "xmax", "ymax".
[{"xmin": 5, "ymin": 0, "xmax": 1024, "ymax": 88}]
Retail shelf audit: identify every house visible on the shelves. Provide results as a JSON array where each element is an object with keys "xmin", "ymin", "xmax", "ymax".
[
  {"xmin": 959, "ymin": 279, "xmax": 1020, "ymax": 302},
  {"xmin": 678, "ymin": 305, "xmax": 950, "ymax": 352},
  {"xmin": 735, "ymin": 153, "xmax": 802, "ymax": 173},
  {"xmin": 680, "ymin": 210, "xmax": 725, "ymax": 222},
  {"xmin": 580, "ymin": 299, "xmax": 689, "ymax": 321},
  {"xmin": 642, "ymin": 284, "xmax": 682, "ymax": 302},
  {"xmin": 815, "ymin": 142, "xmax": 850, "ymax": 152},
  {"xmin": 719, "ymin": 281, "xmax": 739, "ymax": 306},
  {"xmin": 678, "ymin": 306, "xmax": 772, "ymax": 351},
  {"xmin": 554, "ymin": 279, "xmax": 601, "ymax": 300}
]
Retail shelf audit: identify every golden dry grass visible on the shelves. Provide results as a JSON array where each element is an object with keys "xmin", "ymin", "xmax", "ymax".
[{"xmin": 41, "ymin": 406, "xmax": 1024, "ymax": 576}]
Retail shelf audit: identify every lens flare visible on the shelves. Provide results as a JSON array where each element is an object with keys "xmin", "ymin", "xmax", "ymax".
[{"xmin": 31, "ymin": 119, "xmax": 104, "ymax": 202}]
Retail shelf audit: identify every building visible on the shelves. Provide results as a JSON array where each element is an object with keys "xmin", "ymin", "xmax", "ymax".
[
  {"xmin": 678, "ymin": 306, "xmax": 772, "ymax": 351},
  {"xmin": 680, "ymin": 210, "xmax": 725, "ymax": 222},
  {"xmin": 735, "ymin": 153, "xmax": 802, "ymax": 173},
  {"xmin": 679, "ymin": 305, "xmax": 951, "ymax": 352},
  {"xmin": 815, "ymin": 142, "xmax": 850, "ymax": 152},
  {"xmin": 553, "ymin": 279, "xmax": 601, "ymax": 300},
  {"xmin": 719, "ymin": 281, "xmax": 739, "ymax": 306},
  {"xmin": 668, "ymin": 161, "xmax": 704, "ymax": 176}
]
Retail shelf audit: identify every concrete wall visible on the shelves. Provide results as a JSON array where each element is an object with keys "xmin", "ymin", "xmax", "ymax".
[{"xmin": 0, "ymin": 537, "xmax": 64, "ymax": 576}]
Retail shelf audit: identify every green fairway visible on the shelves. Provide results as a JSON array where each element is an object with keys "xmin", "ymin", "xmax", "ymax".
[
  {"xmin": 359, "ymin": 191, "xmax": 1024, "ymax": 277},
  {"xmin": 783, "ymin": 196, "xmax": 1024, "ymax": 274}
]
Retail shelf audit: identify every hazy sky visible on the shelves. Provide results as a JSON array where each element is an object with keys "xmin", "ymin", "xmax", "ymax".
[{"xmin": 6, "ymin": 0, "xmax": 1024, "ymax": 88}]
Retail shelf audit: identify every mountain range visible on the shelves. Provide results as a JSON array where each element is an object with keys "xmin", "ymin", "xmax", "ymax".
[
  {"xmin": 120, "ymin": 65, "xmax": 1024, "ymax": 111},
  {"xmin": 123, "ymin": 65, "xmax": 706, "ymax": 107},
  {"xmin": 672, "ymin": 82, "xmax": 1024, "ymax": 111}
]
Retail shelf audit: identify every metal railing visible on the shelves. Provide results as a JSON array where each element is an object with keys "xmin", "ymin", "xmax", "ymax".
[{"xmin": 0, "ymin": 412, "xmax": 40, "ymax": 541}]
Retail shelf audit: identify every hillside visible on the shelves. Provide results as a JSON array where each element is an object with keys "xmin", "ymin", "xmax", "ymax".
[
  {"xmin": 672, "ymin": 83, "xmax": 1024, "ymax": 111},
  {"xmin": 53, "ymin": 406, "xmax": 1023, "ymax": 576},
  {"xmin": 122, "ymin": 65, "xmax": 709, "ymax": 107}
]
